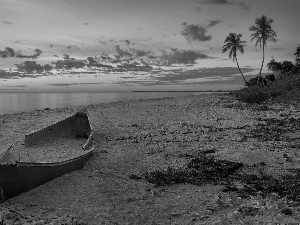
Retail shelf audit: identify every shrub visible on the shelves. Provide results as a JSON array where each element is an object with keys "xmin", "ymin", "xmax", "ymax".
[
  {"xmin": 234, "ymin": 86, "xmax": 269, "ymax": 104},
  {"xmin": 248, "ymin": 76, "xmax": 264, "ymax": 86},
  {"xmin": 233, "ymin": 73, "xmax": 300, "ymax": 104},
  {"xmin": 265, "ymin": 73, "xmax": 276, "ymax": 82}
]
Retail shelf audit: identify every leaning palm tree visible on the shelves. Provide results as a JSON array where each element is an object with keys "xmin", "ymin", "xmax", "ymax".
[
  {"xmin": 249, "ymin": 15, "xmax": 277, "ymax": 81},
  {"xmin": 222, "ymin": 33, "xmax": 248, "ymax": 86}
]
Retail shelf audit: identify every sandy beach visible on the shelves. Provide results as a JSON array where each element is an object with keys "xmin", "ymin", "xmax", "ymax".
[{"xmin": 1, "ymin": 93, "xmax": 300, "ymax": 224}]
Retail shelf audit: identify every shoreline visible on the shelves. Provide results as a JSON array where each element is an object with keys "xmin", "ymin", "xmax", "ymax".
[
  {"xmin": 132, "ymin": 90, "xmax": 230, "ymax": 92},
  {"xmin": 0, "ymin": 92, "xmax": 225, "ymax": 116},
  {"xmin": 2, "ymin": 93, "xmax": 300, "ymax": 224}
]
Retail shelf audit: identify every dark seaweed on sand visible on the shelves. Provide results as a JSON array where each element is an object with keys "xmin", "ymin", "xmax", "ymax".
[{"xmin": 130, "ymin": 155, "xmax": 243, "ymax": 186}]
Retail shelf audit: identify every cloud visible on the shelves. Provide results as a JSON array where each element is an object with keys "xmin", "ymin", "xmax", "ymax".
[
  {"xmin": 63, "ymin": 54, "xmax": 70, "ymax": 59},
  {"xmin": 5, "ymin": 85, "xmax": 27, "ymax": 88},
  {"xmin": 0, "ymin": 47, "xmax": 42, "ymax": 59},
  {"xmin": 199, "ymin": 0, "xmax": 230, "ymax": 5},
  {"xmin": 160, "ymin": 48, "xmax": 211, "ymax": 65},
  {"xmin": 114, "ymin": 45, "xmax": 133, "ymax": 59},
  {"xmin": 113, "ymin": 46, "xmax": 155, "ymax": 63},
  {"xmin": 155, "ymin": 67, "xmax": 255, "ymax": 82},
  {"xmin": 195, "ymin": 7, "xmax": 202, "ymax": 12},
  {"xmin": 47, "ymin": 83, "xmax": 100, "ymax": 87},
  {"xmin": 130, "ymin": 48, "xmax": 153, "ymax": 58},
  {"xmin": 237, "ymin": 2, "xmax": 250, "ymax": 11},
  {"xmin": 120, "ymin": 77, "xmax": 135, "ymax": 79},
  {"xmin": 116, "ymin": 67, "xmax": 256, "ymax": 87},
  {"xmin": 121, "ymin": 40, "xmax": 131, "ymax": 46},
  {"xmin": 110, "ymin": 45, "xmax": 210, "ymax": 67},
  {"xmin": 0, "ymin": 71, "xmax": 36, "ymax": 79},
  {"xmin": 15, "ymin": 49, "xmax": 42, "ymax": 59},
  {"xmin": 198, "ymin": 0, "xmax": 250, "ymax": 11},
  {"xmin": 270, "ymin": 47, "xmax": 286, "ymax": 51},
  {"xmin": 181, "ymin": 22, "xmax": 212, "ymax": 43},
  {"xmin": 47, "ymin": 83, "xmax": 74, "ymax": 87},
  {"xmin": 5, "ymin": 47, "xmax": 15, "ymax": 57},
  {"xmin": 207, "ymin": 20, "xmax": 221, "ymax": 28},
  {"xmin": 116, "ymin": 62, "xmax": 153, "ymax": 72},
  {"xmin": 2, "ymin": 20, "xmax": 13, "ymax": 25},
  {"xmin": 121, "ymin": 67, "xmax": 255, "ymax": 86},
  {"xmin": 67, "ymin": 45, "xmax": 79, "ymax": 51},
  {"xmin": 0, "ymin": 47, "xmax": 15, "ymax": 58},
  {"xmin": 99, "ymin": 40, "xmax": 107, "ymax": 45}
]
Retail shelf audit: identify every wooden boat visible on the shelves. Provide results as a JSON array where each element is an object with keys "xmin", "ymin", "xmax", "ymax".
[{"xmin": 0, "ymin": 109, "xmax": 94, "ymax": 202}]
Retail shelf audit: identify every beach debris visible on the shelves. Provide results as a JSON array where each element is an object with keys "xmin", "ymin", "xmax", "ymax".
[
  {"xmin": 248, "ymin": 116, "xmax": 300, "ymax": 142},
  {"xmin": 130, "ymin": 155, "xmax": 243, "ymax": 186},
  {"xmin": 234, "ymin": 169, "xmax": 300, "ymax": 206},
  {"xmin": 283, "ymin": 153, "xmax": 293, "ymax": 162}
]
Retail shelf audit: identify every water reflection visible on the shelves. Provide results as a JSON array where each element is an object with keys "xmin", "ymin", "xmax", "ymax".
[{"xmin": 0, "ymin": 92, "xmax": 208, "ymax": 115}]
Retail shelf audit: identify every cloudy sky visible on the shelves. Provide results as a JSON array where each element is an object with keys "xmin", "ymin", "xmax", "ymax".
[{"xmin": 0, "ymin": 0, "xmax": 299, "ymax": 92}]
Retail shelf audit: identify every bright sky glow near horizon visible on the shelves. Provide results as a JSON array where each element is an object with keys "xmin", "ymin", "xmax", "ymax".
[{"xmin": 0, "ymin": 0, "xmax": 299, "ymax": 92}]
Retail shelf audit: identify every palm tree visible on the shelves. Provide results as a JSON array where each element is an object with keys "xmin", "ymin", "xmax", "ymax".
[
  {"xmin": 249, "ymin": 15, "xmax": 277, "ymax": 81},
  {"xmin": 222, "ymin": 33, "xmax": 248, "ymax": 86}
]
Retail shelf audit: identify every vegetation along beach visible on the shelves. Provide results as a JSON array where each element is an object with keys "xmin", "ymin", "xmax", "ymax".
[{"xmin": 1, "ymin": 0, "xmax": 300, "ymax": 224}]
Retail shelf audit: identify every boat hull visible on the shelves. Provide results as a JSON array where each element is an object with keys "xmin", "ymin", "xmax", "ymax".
[
  {"xmin": 0, "ymin": 149, "xmax": 93, "ymax": 201},
  {"xmin": 0, "ymin": 110, "xmax": 94, "ymax": 202}
]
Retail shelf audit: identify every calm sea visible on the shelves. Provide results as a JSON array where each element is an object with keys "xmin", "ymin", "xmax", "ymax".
[{"xmin": 0, "ymin": 92, "xmax": 212, "ymax": 115}]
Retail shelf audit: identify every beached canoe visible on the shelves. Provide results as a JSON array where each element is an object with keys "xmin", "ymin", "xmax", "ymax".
[{"xmin": 0, "ymin": 109, "xmax": 94, "ymax": 202}]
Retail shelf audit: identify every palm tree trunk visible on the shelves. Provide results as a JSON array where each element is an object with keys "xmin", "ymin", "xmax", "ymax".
[
  {"xmin": 236, "ymin": 58, "xmax": 248, "ymax": 86},
  {"xmin": 258, "ymin": 42, "xmax": 265, "ymax": 83}
]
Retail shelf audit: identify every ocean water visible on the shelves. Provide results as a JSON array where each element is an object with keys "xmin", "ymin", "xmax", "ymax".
[{"xmin": 0, "ymin": 92, "xmax": 211, "ymax": 115}]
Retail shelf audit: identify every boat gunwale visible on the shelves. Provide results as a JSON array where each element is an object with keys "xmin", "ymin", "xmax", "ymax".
[
  {"xmin": 15, "ymin": 147, "xmax": 94, "ymax": 166},
  {"xmin": 0, "ymin": 110, "xmax": 94, "ymax": 165},
  {"xmin": 0, "ymin": 142, "xmax": 15, "ymax": 159}
]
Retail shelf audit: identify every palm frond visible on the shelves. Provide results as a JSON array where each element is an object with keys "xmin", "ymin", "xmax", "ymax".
[
  {"xmin": 232, "ymin": 51, "xmax": 237, "ymax": 62},
  {"xmin": 267, "ymin": 34, "xmax": 277, "ymax": 43},
  {"xmin": 249, "ymin": 25, "xmax": 259, "ymax": 32},
  {"xmin": 229, "ymin": 49, "xmax": 233, "ymax": 60},
  {"xmin": 267, "ymin": 18, "xmax": 274, "ymax": 25},
  {"xmin": 250, "ymin": 33, "xmax": 260, "ymax": 41},
  {"xmin": 237, "ymin": 45, "xmax": 245, "ymax": 54},
  {"xmin": 239, "ymin": 40, "xmax": 247, "ymax": 45},
  {"xmin": 236, "ymin": 33, "xmax": 243, "ymax": 39},
  {"xmin": 224, "ymin": 33, "xmax": 235, "ymax": 43},
  {"xmin": 254, "ymin": 38, "xmax": 262, "ymax": 48},
  {"xmin": 223, "ymin": 33, "xmax": 246, "ymax": 62},
  {"xmin": 250, "ymin": 15, "xmax": 277, "ymax": 47},
  {"xmin": 222, "ymin": 43, "xmax": 233, "ymax": 53}
]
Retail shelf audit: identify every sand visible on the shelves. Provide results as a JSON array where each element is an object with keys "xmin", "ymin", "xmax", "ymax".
[{"xmin": 1, "ymin": 93, "xmax": 300, "ymax": 224}]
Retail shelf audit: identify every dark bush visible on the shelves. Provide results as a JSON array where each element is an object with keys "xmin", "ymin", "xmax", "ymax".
[
  {"xmin": 265, "ymin": 73, "xmax": 276, "ymax": 82},
  {"xmin": 233, "ymin": 74, "xmax": 300, "ymax": 104},
  {"xmin": 248, "ymin": 76, "xmax": 264, "ymax": 86},
  {"xmin": 234, "ymin": 86, "xmax": 269, "ymax": 104}
]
